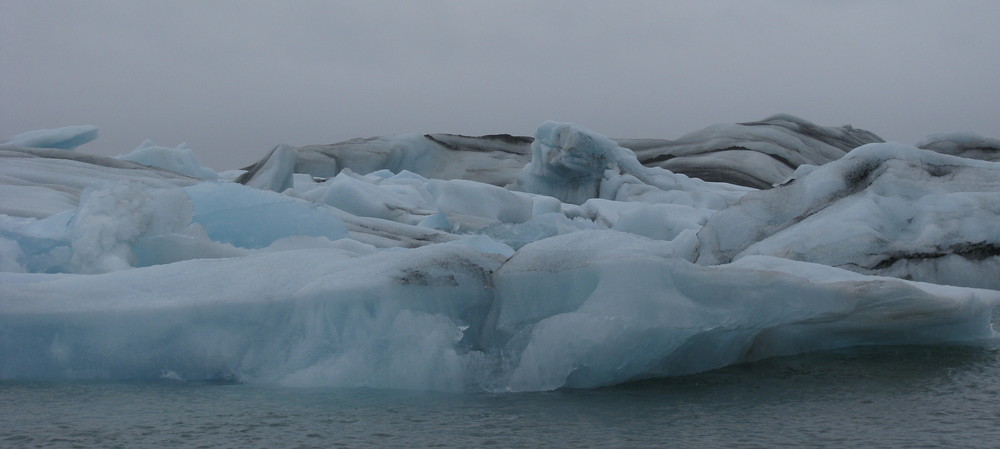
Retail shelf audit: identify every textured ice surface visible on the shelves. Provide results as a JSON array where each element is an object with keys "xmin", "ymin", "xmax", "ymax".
[
  {"xmin": 236, "ymin": 144, "xmax": 297, "ymax": 192},
  {"xmin": 695, "ymin": 142, "xmax": 1000, "ymax": 289},
  {"xmin": 509, "ymin": 121, "xmax": 749, "ymax": 207},
  {"xmin": 249, "ymin": 114, "xmax": 881, "ymax": 189},
  {"xmin": 621, "ymin": 114, "xmax": 884, "ymax": 188},
  {"xmin": 918, "ymin": 132, "xmax": 1000, "ymax": 162},
  {"xmin": 290, "ymin": 133, "xmax": 531, "ymax": 186},
  {"xmin": 1, "ymin": 119, "xmax": 997, "ymax": 392}
]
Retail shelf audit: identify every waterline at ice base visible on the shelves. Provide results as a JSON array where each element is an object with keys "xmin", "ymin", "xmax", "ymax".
[{"xmin": 2, "ymin": 116, "xmax": 998, "ymax": 392}]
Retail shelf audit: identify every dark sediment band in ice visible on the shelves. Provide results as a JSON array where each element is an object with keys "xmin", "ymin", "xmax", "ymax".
[{"xmin": 239, "ymin": 114, "xmax": 883, "ymax": 189}]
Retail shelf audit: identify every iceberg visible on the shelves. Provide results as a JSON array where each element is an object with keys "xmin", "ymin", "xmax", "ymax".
[{"xmin": 1, "ymin": 118, "xmax": 997, "ymax": 392}]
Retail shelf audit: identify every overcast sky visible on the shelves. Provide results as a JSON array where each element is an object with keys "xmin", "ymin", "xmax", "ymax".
[{"xmin": 2, "ymin": 1, "xmax": 998, "ymax": 169}]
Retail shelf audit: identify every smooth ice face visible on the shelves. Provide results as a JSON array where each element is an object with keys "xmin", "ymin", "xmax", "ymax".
[
  {"xmin": 117, "ymin": 140, "xmax": 218, "ymax": 179},
  {"xmin": 2, "ymin": 125, "xmax": 99, "ymax": 150}
]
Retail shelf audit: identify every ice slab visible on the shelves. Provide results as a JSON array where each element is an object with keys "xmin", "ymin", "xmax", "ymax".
[{"xmin": 3, "ymin": 125, "xmax": 99, "ymax": 150}]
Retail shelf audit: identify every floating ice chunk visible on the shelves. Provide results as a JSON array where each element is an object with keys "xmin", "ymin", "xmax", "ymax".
[
  {"xmin": 117, "ymin": 140, "xmax": 218, "ymax": 179},
  {"xmin": 2, "ymin": 125, "xmax": 98, "ymax": 150},
  {"xmin": 185, "ymin": 182, "xmax": 347, "ymax": 249},
  {"xmin": 3, "ymin": 117, "xmax": 998, "ymax": 393}
]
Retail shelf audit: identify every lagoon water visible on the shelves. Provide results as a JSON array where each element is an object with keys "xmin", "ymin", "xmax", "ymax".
[{"xmin": 3, "ymin": 312, "xmax": 998, "ymax": 449}]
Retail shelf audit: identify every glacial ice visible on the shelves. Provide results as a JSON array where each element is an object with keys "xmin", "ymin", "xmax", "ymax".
[
  {"xmin": 1, "ymin": 119, "xmax": 998, "ymax": 392},
  {"xmin": 236, "ymin": 144, "xmax": 298, "ymax": 192},
  {"xmin": 918, "ymin": 132, "xmax": 1000, "ymax": 162},
  {"xmin": 263, "ymin": 114, "xmax": 882, "ymax": 190},
  {"xmin": 620, "ymin": 113, "xmax": 884, "ymax": 188},
  {"xmin": 117, "ymin": 140, "xmax": 218, "ymax": 180},
  {"xmin": 695, "ymin": 142, "xmax": 1000, "ymax": 289},
  {"xmin": 2, "ymin": 125, "xmax": 99, "ymax": 151}
]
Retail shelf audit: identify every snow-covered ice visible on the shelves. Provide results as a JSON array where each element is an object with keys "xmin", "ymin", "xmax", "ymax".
[{"xmin": 1, "ymin": 119, "xmax": 997, "ymax": 392}]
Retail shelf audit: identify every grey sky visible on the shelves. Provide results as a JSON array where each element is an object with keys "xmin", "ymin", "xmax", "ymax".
[{"xmin": 2, "ymin": 0, "xmax": 998, "ymax": 169}]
